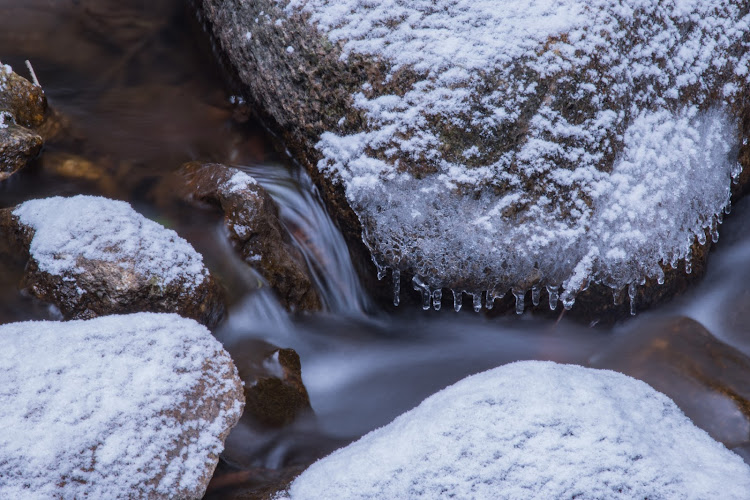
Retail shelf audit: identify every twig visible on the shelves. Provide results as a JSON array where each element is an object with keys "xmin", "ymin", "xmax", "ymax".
[{"xmin": 24, "ymin": 60, "xmax": 41, "ymax": 88}]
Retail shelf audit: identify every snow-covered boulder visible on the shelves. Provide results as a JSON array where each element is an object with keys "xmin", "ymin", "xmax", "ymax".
[
  {"xmin": 0, "ymin": 63, "xmax": 45, "ymax": 180},
  {"xmin": 0, "ymin": 313, "xmax": 244, "ymax": 499},
  {"xmin": 178, "ymin": 161, "xmax": 321, "ymax": 311},
  {"xmin": 0, "ymin": 195, "xmax": 225, "ymax": 326},
  {"xmin": 280, "ymin": 361, "xmax": 750, "ymax": 499},
  {"xmin": 201, "ymin": 0, "xmax": 750, "ymax": 317}
]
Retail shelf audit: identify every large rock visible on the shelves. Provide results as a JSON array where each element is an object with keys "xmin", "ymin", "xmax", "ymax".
[
  {"xmin": 0, "ymin": 63, "xmax": 45, "ymax": 180},
  {"xmin": 200, "ymin": 0, "xmax": 750, "ymax": 318},
  {"xmin": 0, "ymin": 313, "xmax": 244, "ymax": 499},
  {"xmin": 591, "ymin": 316, "xmax": 750, "ymax": 448},
  {"xmin": 280, "ymin": 361, "xmax": 750, "ymax": 499},
  {"xmin": 0, "ymin": 195, "xmax": 225, "ymax": 327},
  {"xmin": 178, "ymin": 162, "xmax": 321, "ymax": 312}
]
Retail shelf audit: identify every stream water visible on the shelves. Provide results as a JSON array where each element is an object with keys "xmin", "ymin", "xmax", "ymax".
[{"xmin": 3, "ymin": 1, "xmax": 750, "ymax": 496}]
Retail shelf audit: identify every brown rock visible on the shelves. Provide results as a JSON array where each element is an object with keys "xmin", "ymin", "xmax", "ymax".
[
  {"xmin": 0, "ymin": 123, "xmax": 43, "ymax": 181},
  {"xmin": 0, "ymin": 64, "xmax": 46, "ymax": 180},
  {"xmin": 230, "ymin": 338, "xmax": 312, "ymax": 428},
  {"xmin": 0, "ymin": 196, "xmax": 225, "ymax": 327},
  {"xmin": 590, "ymin": 316, "xmax": 750, "ymax": 447},
  {"xmin": 178, "ymin": 161, "xmax": 321, "ymax": 312}
]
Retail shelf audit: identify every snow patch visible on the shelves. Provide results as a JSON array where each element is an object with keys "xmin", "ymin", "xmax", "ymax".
[
  {"xmin": 224, "ymin": 170, "xmax": 259, "ymax": 193},
  {"xmin": 283, "ymin": 361, "xmax": 750, "ymax": 499},
  {"xmin": 0, "ymin": 313, "xmax": 243, "ymax": 498},
  {"xmin": 13, "ymin": 195, "xmax": 208, "ymax": 289}
]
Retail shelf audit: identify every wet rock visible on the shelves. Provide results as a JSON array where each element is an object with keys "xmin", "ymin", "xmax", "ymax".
[
  {"xmin": 40, "ymin": 152, "xmax": 119, "ymax": 195},
  {"xmin": 0, "ymin": 123, "xmax": 43, "ymax": 181},
  {"xmin": 590, "ymin": 316, "xmax": 750, "ymax": 447},
  {"xmin": 0, "ymin": 313, "xmax": 245, "ymax": 499},
  {"xmin": 178, "ymin": 161, "xmax": 321, "ymax": 312},
  {"xmin": 230, "ymin": 339, "xmax": 312, "ymax": 428},
  {"xmin": 0, "ymin": 63, "xmax": 46, "ymax": 180},
  {"xmin": 205, "ymin": 464, "xmax": 306, "ymax": 500},
  {"xmin": 200, "ymin": 0, "xmax": 750, "ymax": 318},
  {"xmin": 0, "ymin": 195, "xmax": 224, "ymax": 327}
]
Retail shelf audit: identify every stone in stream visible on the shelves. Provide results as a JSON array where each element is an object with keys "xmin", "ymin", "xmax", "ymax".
[
  {"xmin": 278, "ymin": 361, "xmax": 750, "ymax": 499},
  {"xmin": 230, "ymin": 339, "xmax": 313, "ymax": 428},
  {"xmin": 0, "ymin": 63, "xmax": 45, "ymax": 180},
  {"xmin": 0, "ymin": 195, "xmax": 225, "ymax": 327},
  {"xmin": 200, "ymin": 0, "xmax": 750, "ymax": 319},
  {"xmin": 0, "ymin": 313, "xmax": 245, "ymax": 499},
  {"xmin": 590, "ymin": 315, "xmax": 750, "ymax": 449},
  {"xmin": 177, "ymin": 161, "xmax": 321, "ymax": 312}
]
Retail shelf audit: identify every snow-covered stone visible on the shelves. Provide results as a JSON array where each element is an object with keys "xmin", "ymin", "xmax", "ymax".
[
  {"xmin": 0, "ymin": 195, "xmax": 224, "ymax": 326},
  {"xmin": 0, "ymin": 313, "xmax": 244, "ymax": 499},
  {"xmin": 202, "ymin": 0, "xmax": 750, "ymax": 315},
  {"xmin": 281, "ymin": 361, "xmax": 750, "ymax": 499}
]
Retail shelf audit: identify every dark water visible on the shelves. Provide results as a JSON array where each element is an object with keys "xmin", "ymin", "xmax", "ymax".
[{"xmin": 3, "ymin": 1, "xmax": 750, "ymax": 496}]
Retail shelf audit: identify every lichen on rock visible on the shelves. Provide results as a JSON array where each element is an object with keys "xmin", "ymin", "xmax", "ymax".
[{"xmin": 202, "ymin": 0, "xmax": 750, "ymax": 315}]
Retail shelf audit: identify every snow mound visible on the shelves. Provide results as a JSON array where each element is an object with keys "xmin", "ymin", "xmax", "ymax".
[
  {"xmin": 0, "ymin": 313, "xmax": 244, "ymax": 499},
  {"xmin": 282, "ymin": 361, "xmax": 750, "ymax": 499},
  {"xmin": 13, "ymin": 195, "xmax": 208, "ymax": 289},
  {"xmin": 286, "ymin": 0, "xmax": 750, "ymax": 310}
]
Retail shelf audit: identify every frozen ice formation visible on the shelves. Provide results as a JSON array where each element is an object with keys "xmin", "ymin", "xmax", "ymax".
[
  {"xmin": 281, "ymin": 361, "xmax": 750, "ymax": 499},
  {"xmin": 286, "ymin": 0, "xmax": 750, "ymax": 311},
  {"xmin": 0, "ymin": 313, "xmax": 244, "ymax": 499}
]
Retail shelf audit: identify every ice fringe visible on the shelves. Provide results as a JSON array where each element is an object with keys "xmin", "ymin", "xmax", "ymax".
[{"xmin": 283, "ymin": 0, "xmax": 750, "ymax": 312}]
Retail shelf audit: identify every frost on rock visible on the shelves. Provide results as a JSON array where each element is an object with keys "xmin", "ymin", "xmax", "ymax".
[
  {"xmin": 0, "ymin": 313, "xmax": 244, "ymax": 499},
  {"xmin": 13, "ymin": 195, "xmax": 208, "ymax": 289},
  {"xmin": 285, "ymin": 0, "xmax": 750, "ymax": 308},
  {"xmin": 282, "ymin": 361, "xmax": 750, "ymax": 499}
]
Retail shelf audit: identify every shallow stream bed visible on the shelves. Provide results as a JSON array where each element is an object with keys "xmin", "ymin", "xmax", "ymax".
[{"xmin": 3, "ymin": 1, "xmax": 750, "ymax": 497}]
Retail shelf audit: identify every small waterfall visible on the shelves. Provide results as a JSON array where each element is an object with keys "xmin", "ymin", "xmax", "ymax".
[{"xmin": 236, "ymin": 163, "xmax": 371, "ymax": 315}]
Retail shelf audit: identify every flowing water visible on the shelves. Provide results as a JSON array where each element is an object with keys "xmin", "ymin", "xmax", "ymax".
[{"xmin": 3, "ymin": 1, "xmax": 750, "ymax": 496}]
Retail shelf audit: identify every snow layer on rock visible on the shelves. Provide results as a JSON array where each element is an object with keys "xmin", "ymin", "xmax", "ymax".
[
  {"xmin": 285, "ymin": 0, "xmax": 750, "ymax": 307},
  {"xmin": 282, "ymin": 361, "xmax": 750, "ymax": 499},
  {"xmin": 0, "ymin": 313, "xmax": 243, "ymax": 499},
  {"xmin": 13, "ymin": 195, "xmax": 208, "ymax": 289},
  {"xmin": 224, "ymin": 170, "xmax": 258, "ymax": 194}
]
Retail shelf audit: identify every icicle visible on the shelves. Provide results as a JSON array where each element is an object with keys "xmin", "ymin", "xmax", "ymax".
[
  {"xmin": 697, "ymin": 230, "xmax": 707, "ymax": 246},
  {"xmin": 531, "ymin": 285, "xmax": 541, "ymax": 307},
  {"xmin": 452, "ymin": 289, "xmax": 462, "ymax": 312},
  {"xmin": 628, "ymin": 282, "xmax": 637, "ymax": 316},
  {"xmin": 670, "ymin": 255, "xmax": 678, "ymax": 270},
  {"xmin": 725, "ymin": 201, "xmax": 732, "ymax": 215},
  {"xmin": 732, "ymin": 162, "xmax": 742, "ymax": 184},
  {"xmin": 717, "ymin": 212, "xmax": 724, "ymax": 225},
  {"xmin": 432, "ymin": 289, "xmax": 442, "ymax": 311},
  {"xmin": 412, "ymin": 276, "xmax": 431, "ymax": 311},
  {"xmin": 485, "ymin": 290, "xmax": 495, "ymax": 310},
  {"xmin": 471, "ymin": 293, "xmax": 482, "ymax": 312},
  {"xmin": 372, "ymin": 255, "xmax": 387, "ymax": 281},
  {"xmin": 612, "ymin": 286, "xmax": 624, "ymax": 305},
  {"xmin": 710, "ymin": 217, "xmax": 719, "ymax": 243},
  {"xmin": 392, "ymin": 269, "xmax": 401, "ymax": 306},
  {"xmin": 562, "ymin": 295, "xmax": 575, "ymax": 310},
  {"xmin": 546, "ymin": 285, "xmax": 559, "ymax": 310},
  {"xmin": 656, "ymin": 266, "xmax": 665, "ymax": 285},
  {"xmin": 512, "ymin": 289, "xmax": 525, "ymax": 315}
]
